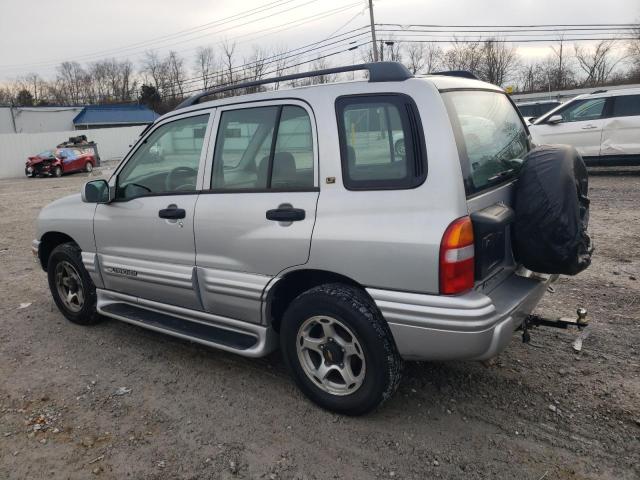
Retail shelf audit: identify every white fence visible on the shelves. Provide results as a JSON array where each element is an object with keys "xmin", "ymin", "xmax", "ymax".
[{"xmin": 0, "ymin": 126, "xmax": 145, "ymax": 179}]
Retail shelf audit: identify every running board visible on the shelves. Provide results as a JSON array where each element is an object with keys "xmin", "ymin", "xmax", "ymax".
[{"xmin": 96, "ymin": 289, "xmax": 277, "ymax": 358}]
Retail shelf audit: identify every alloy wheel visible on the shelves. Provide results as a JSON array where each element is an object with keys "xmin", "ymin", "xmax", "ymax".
[{"xmin": 296, "ymin": 315, "xmax": 366, "ymax": 396}]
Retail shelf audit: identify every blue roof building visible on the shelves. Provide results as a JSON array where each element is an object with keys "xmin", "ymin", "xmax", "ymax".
[{"xmin": 73, "ymin": 104, "xmax": 159, "ymax": 130}]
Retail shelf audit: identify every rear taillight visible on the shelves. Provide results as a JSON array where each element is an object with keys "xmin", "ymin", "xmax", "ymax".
[{"xmin": 439, "ymin": 216, "xmax": 475, "ymax": 295}]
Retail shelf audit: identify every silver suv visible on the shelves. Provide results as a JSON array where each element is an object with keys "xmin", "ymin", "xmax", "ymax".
[{"xmin": 33, "ymin": 62, "xmax": 553, "ymax": 415}]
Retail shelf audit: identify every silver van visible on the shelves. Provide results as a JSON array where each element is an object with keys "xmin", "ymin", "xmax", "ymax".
[{"xmin": 33, "ymin": 62, "xmax": 555, "ymax": 414}]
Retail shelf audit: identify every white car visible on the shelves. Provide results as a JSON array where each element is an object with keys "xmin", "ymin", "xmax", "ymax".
[{"xmin": 529, "ymin": 89, "xmax": 640, "ymax": 166}]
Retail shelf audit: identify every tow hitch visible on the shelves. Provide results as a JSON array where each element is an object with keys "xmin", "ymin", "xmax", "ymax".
[{"xmin": 522, "ymin": 308, "xmax": 591, "ymax": 351}]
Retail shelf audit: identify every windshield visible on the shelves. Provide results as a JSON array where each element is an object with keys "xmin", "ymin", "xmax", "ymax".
[{"xmin": 444, "ymin": 90, "xmax": 529, "ymax": 196}]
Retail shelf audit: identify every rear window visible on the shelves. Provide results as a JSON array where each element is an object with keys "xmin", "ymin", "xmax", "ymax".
[
  {"xmin": 612, "ymin": 94, "xmax": 640, "ymax": 117},
  {"xmin": 444, "ymin": 90, "xmax": 528, "ymax": 196}
]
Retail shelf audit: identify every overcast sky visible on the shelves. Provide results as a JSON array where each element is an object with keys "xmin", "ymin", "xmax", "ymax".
[{"xmin": 0, "ymin": 0, "xmax": 637, "ymax": 82}]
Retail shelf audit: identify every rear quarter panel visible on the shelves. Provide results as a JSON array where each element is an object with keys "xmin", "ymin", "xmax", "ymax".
[{"xmin": 303, "ymin": 79, "xmax": 468, "ymax": 294}]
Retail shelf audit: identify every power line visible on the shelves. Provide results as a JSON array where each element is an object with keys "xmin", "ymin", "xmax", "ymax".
[
  {"xmin": 0, "ymin": 0, "xmax": 299, "ymax": 69},
  {"xmin": 174, "ymin": 41, "xmax": 370, "ymax": 98},
  {"xmin": 0, "ymin": 1, "xmax": 362, "ymax": 75},
  {"xmin": 176, "ymin": 29, "xmax": 370, "ymax": 90}
]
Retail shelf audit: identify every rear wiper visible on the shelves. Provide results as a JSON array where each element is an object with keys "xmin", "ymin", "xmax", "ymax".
[{"xmin": 487, "ymin": 168, "xmax": 515, "ymax": 183}]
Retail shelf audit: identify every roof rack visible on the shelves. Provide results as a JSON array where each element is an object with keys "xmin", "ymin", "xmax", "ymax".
[
  {"xmin": 430, "ymin": 70, "xmax": 479, "ymax": 80},
  {"xmin": 175, "ymin": 61, "xmax": 413, "ymax": 110}
]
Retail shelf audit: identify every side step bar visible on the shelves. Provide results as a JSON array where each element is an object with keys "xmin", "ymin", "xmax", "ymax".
[{"xmin": 96, "ymin": 289, "xmax": 277, "ymax": 358}]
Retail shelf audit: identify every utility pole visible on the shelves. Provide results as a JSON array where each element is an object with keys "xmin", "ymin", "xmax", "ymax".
[{"xmin": 368, "ymin": 0, "xmax": 379, "ymax": 62}]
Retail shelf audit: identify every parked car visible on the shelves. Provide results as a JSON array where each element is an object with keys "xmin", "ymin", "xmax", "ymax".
[
  {"xmin": 32, "ymin": 63, "xmax": 588, "ymax": 415},
  {"xmin": 25, "ymin": 146, "xmax": 97, "ymax": 177},
  {"xmin": 515, "ymin": 100, "xmax": 562, "ymax": 124},
  {"xmin": 529, "ymin": 88, "xmax": 640, "ymax": 165}
]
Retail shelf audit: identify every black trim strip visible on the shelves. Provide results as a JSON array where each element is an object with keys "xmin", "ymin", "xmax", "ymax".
[{"xmin": 266, "ymin": 106, "xmax": 284, "ymax": 189}]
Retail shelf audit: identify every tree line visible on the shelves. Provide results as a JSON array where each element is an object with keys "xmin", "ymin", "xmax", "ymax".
[{"xmin": 1, "ymin": 33, "xmax": 639, "ymax": 113}]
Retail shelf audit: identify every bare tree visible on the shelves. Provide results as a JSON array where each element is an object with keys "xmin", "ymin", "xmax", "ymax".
[
  {"xmin": 549, "ymin": 37, "xmax": 577, "ymax": 90},
  {"xmin": 194, "ymin": 46, "xmax": 216, "ymax": 90},
  {"xmin": 166, "ymin": 51, "xmax": 187, "ymax": 98},
  {"xmin": 405, "ymin": 42, "xmax": 426, "ymax": 74},
  {"xmin": 271, "ymin": 46, "xmax": 289, "ymax": 90},
  {"xmin": 404, "ymin": 42, "xmax": 442, "ymax": 74},
  {"xmin": 442, "ymin": 38, "xmax": 483, "ymax": 76},
  {"xmin": 221, "ymin": 40, "xmax": 237, "ymax": 86},
  {"xmin": 142, "ymin": 51, "xmax": 171, "ymax": 96},
  {"xmin": 56, "ymin": 61, "xmax": 87, "ymax": 104},
  {"xmin": 479, "ymin": 39, "xmax": 519, "ymax": 86},
  {"xmin": 518, "ymin": 61, "xmax": 549, "ymax": 92},
  {"xmin": 18, "ymin": 73, "xmax": 46, "ymax": 104},
  {"xmin": 575, "ymin": 40, "xmax": 626, "ymax": 87}
]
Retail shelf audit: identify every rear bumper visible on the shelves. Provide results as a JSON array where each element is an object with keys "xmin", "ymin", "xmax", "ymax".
[{"xmin": 367, "ymin": 272, "xmax": 554, "ymax": 361}]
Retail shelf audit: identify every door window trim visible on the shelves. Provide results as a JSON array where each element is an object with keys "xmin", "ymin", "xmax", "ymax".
[
  {"xmin": 109, "ymin": 110, "xmax": 215, "ymax": 201},
  {"xmin": 542, "ymin": 96, "xmax": 613, "ymax": 124},
  {"xmin": 335, "ymin": 93, "xmax": 427, "ymax": 191},
  {"xmin": 202, "ymin": 99, "xmax": 319, "ymax": 192}
]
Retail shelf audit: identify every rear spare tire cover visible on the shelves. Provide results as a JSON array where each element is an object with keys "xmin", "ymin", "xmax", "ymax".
[{"xmin": 513, "ymin": 144, "xmax": 592, "ymax": 275}]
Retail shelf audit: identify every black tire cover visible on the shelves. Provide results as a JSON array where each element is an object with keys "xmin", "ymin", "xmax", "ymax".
[{"xmin": 513, "ymin": 144, "xmax": 592, "ymax": 275}]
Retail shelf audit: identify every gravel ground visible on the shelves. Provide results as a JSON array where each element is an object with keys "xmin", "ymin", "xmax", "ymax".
[{"xmin": 0, "ymin": 168, "xmax": 638, "ymax": 480}]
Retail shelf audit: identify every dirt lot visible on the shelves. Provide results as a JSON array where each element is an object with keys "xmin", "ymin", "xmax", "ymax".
[{"xmin": 0, "ymin": 168, "xmax": 638, "ymax": 480}]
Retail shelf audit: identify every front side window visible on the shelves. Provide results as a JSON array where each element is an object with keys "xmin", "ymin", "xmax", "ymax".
[
  {"xmin": 211, "ymin": 105, "xmax": 315, "ymax": 190},
  {"xmin": 336, "ymin": 95, "xmax": 425, "ymax": 190},
  {"xmin": 612, "ymin": 95, "xmax": 640, "ymax": 117},
  {"xmin": 117, "ymin": 114, "xmax": 209, "ymax": 200},
  {"xmin": 557, "ymin": 98, "xmax": 607, "ymax": 122},
  {"xmin": 444, "ymin": 90, "xmax": 528, "ymax": 196}
]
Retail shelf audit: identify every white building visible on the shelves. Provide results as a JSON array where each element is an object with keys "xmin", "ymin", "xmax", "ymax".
[{"xmin": 0, "ymin": 106, "xmax": 83, "ymax": 133}]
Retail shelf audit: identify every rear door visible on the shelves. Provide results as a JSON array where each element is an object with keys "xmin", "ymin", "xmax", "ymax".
[
  {"xmin": 443, "ymin": 90, "xmax": 530, "ymax": 288},
  {"xmin": 601, "ymin": 94, "xmax": 640, "ymax": 157},
  {"xmin": 530, "ymin": 97, "xmax": 608, "ymax": 157},
  {"xmin": 194, "ymin": 100, "xmax": 319, "ymax": 324}
]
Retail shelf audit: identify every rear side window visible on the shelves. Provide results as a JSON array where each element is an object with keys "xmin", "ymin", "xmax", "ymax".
[
  {"xmin": 211, "ymin": 105, "xmax": 315, "ymax": 191},
  {"xmin": 556, "ymin": 97, "xmax": 607, "ymax": 122},
  {"xmin": 443, "ymin": 90, "xmax": 528, "ymax": 196},
  {"xmin": 612, "ymin": 95, "xmax": 640, "ymax": 117},
  {"xmin": 336, "ymin": 94, "xmax": 426, "ymax": 190}
]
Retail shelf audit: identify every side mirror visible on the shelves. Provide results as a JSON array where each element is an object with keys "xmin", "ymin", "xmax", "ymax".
[
  {"xmin": 81, "ymin": 179, "xmax": 112, "ymax": 203},
  {"xmin": 547, "ymin": 114, "xmax": 563, "ymax": 124}
]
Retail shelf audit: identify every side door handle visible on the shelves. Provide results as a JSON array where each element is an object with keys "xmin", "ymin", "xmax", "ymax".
[
  {"xmin": 266, "ymin": 207, "xmax": 306, "ymax": 222},
  {"xmin": 159, "ymin": 204, "xmax": 186, "ymax": 219},
  {"xmin": 581, "ymin": 124, "xmax": 597, "ymax": 130}
]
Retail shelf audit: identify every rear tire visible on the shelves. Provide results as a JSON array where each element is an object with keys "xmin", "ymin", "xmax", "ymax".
[
  {"xmin": 47, "ymin": 243, "xmax": 101, "ymax": 325},
  {"xmin": 85, "ymin": 162, "xmax": 93, "ymax": 173},
  {"xmin": 280, "ymin": 283, "xmax": 403, "ymax": 415}
]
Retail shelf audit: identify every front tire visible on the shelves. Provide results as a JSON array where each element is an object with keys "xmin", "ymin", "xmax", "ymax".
[
  {"xmin": 52, "ymin": 166, "xmax": 62, "ymax": 177},
  {"xmin": 280, "ymin": 284, "xmax": 403, "ymax": 415},
  {"xmin": 47, "ymin": 243, "xmax": 101, "ymax": 325}
]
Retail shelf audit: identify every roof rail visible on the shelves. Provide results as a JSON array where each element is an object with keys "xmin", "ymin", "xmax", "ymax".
[
  {"xmin": 175, "ymin": 62, "xmax": 413, "ymax": 110},
  {"xmin": 590, "ymin": 89, "xmax": 607, "ymax": 94},
  {"xmin": 430, "ymin": 70, "xmax": 479, "ymax": 80}
]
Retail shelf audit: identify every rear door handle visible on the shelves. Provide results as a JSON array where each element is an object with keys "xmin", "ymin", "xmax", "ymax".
[
  {"xmin": 159, "ymin": 204, "xmax": 186, "ymax": 219},
  {"xmin": 581, "ymin": 124, "xmax": 597, "ymax": 130},
  {"xmin": 266, "ymin": 207, "xmax": 306, "ymax": 222}
]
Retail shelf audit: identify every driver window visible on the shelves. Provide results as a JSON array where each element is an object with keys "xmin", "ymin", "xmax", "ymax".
[
  {"xmin": 560, "ymin": 98, "xmax": 606, "ymax": 123},
  {"xmin": 117, "ymin": 114, "xmax": 209, "ymax": 200}
]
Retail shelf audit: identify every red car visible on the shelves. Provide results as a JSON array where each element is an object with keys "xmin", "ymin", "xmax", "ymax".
[{"xmin": 25, "ymin": 147, "xmax": 96, "ymax": 178}]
